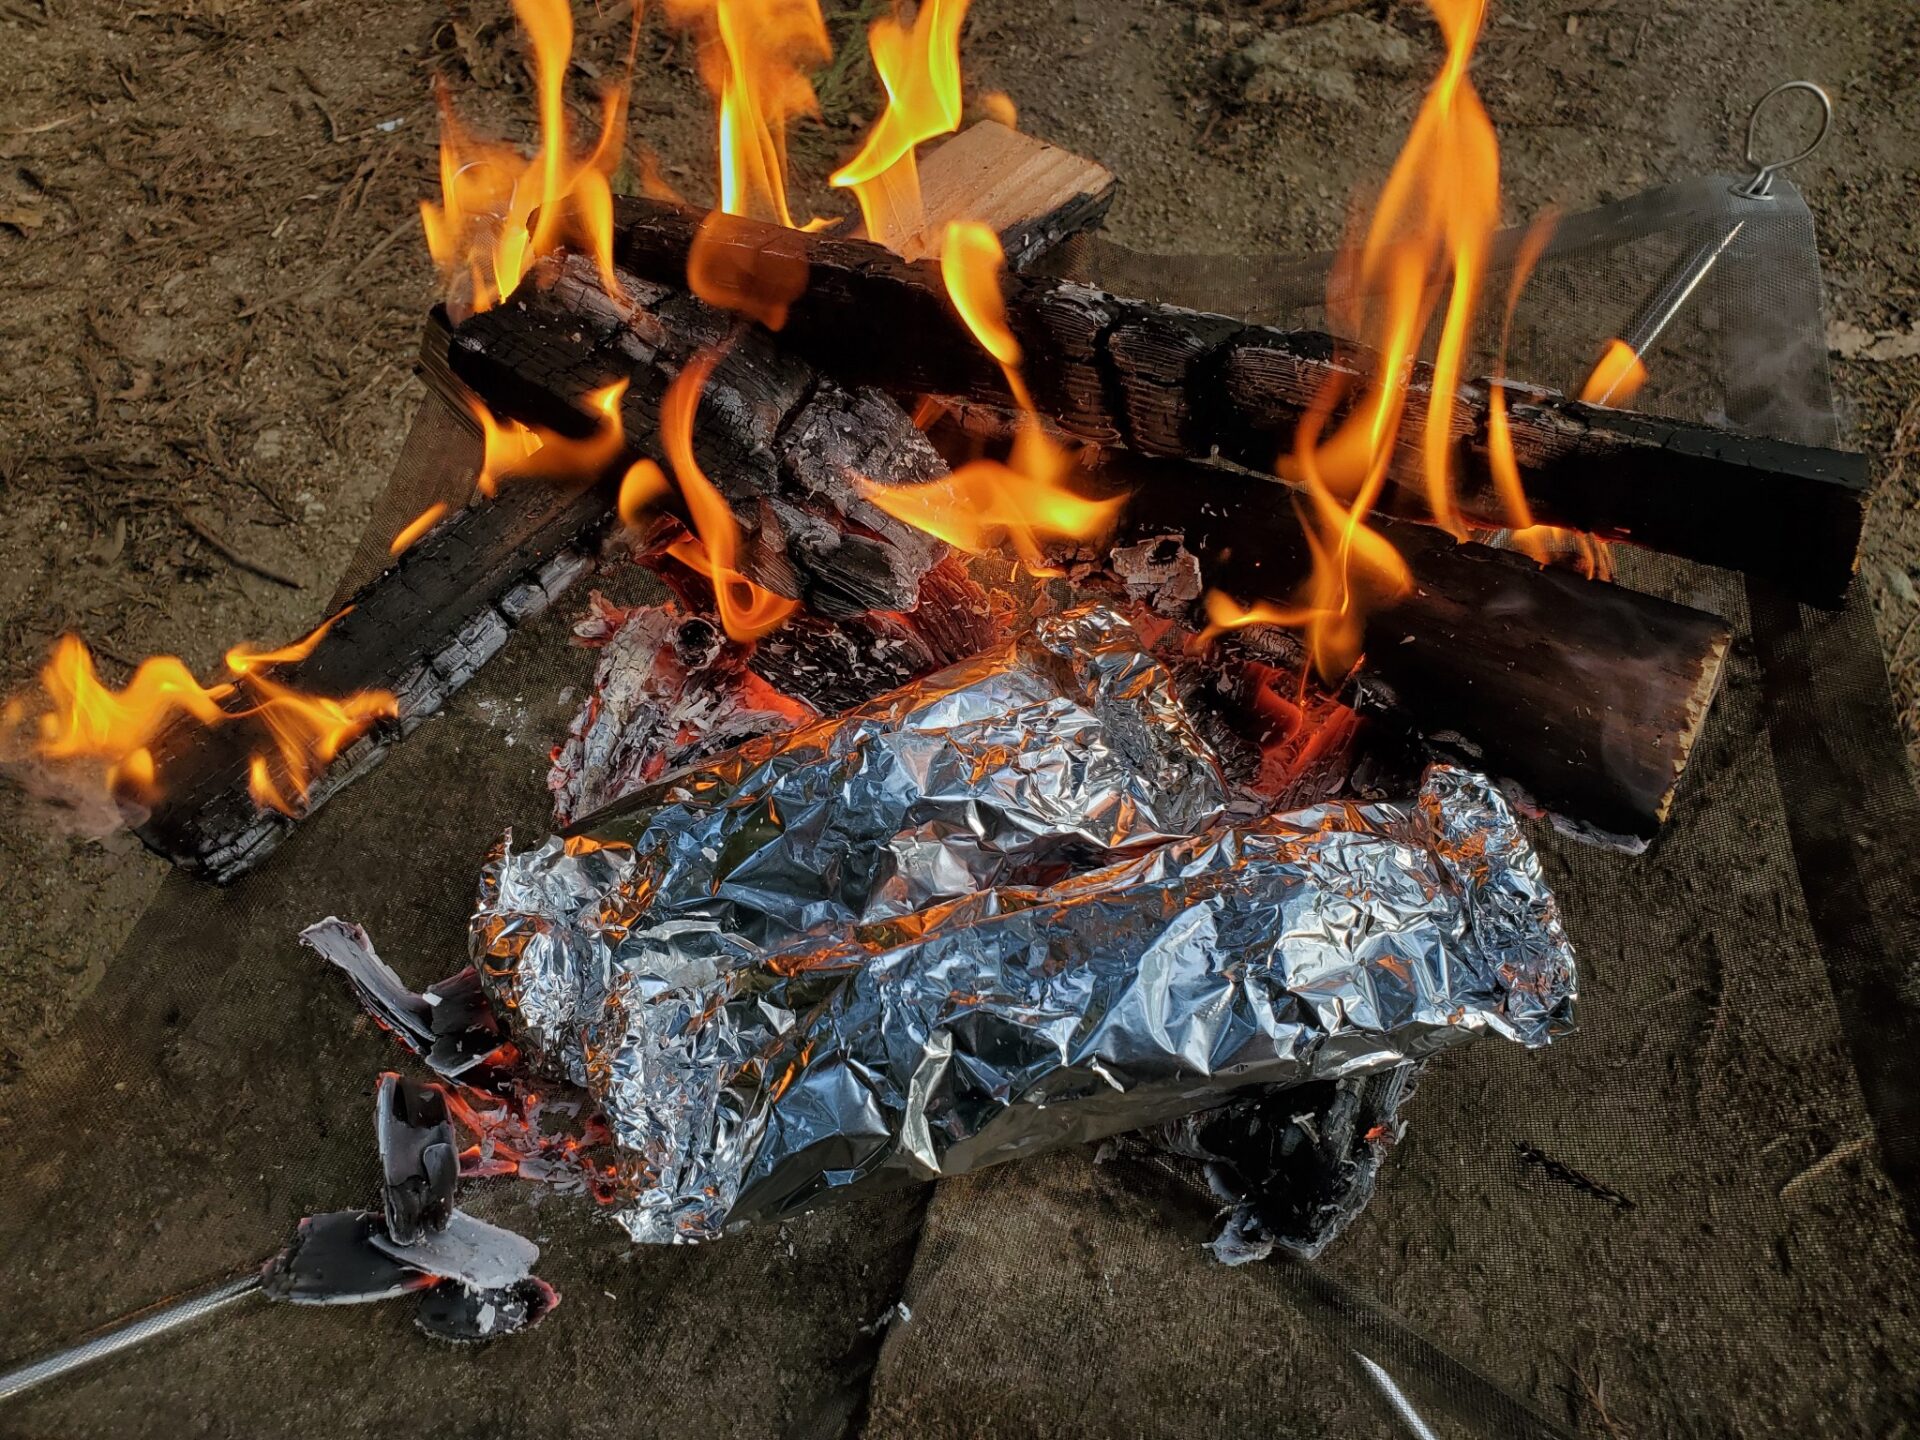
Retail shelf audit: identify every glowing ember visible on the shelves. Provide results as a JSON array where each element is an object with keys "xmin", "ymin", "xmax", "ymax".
[
  {"xmin": 420, "ymin": 0, "xmax": 626, "ymax": 316},
  {"xmin": 658, "ymin": 349, "xmax": 800, "ymax": 641},
  {"xmin": 3, "ymin": 622, "xmax": 395, "ymax": 816},
  {"xmin": 830, "ymin": 0, "xmax": 971, "ymax": 256}
]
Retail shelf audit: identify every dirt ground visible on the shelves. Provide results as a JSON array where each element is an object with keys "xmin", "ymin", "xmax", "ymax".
[{"xmin": 0, "ymin": 0, "xmax": 1916, "ymax": 1432}]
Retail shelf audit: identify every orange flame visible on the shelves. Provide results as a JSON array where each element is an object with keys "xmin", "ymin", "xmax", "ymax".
[
  {"xmin": 389, "ymin": 503, "xmax": 450, "ymax": 556},
  {"xmin": 666, "ymin": 0, "xmax": 829, "ymax": 227},
  {"xmin": 5, "ymin": 619, "xmax": 395, "ymax": 817},
  {"xmin": 1578, "ymin": 338, "xmax": 1648, "ymax": 408},
  {"xmin": 865, "ymin": 222, "xmax": 1120, "ymax": 568},
  {"xmin": 831, "ymin": 0, "xmax": 971, "ymax": 256},
  {"xmin": 241, "ymin": 671, "xmax": 398, "ymax": 815},
  {"xmin": 669, "ymin": 0, "xmax": 829, "ymax": 324},
  {"xmin": 658, "ymin": 349, "xmax": 799, "ymax": 641},
  {"xmin": 686, "ymin": 209, "xmax": 810, "ymax": 330},
  {"xmin": 979, "ymin": 91, "xmax": 1017, "ymax": 129},
  {"xmin": 224, "ymin": 608, "xmax": 353, "ymax": 676},
  {"xmin": 420, "ymin": 0, "xmax": 626, "ymax": 316},
  {"xmin": 619, "ymin": 458, "xmax": 670, "ymax": 529},
  {"xmin": 470, "ymin": 381, "xmax": 629, "ymax": 498},
  {"xmin": 1228, "ymin": 0, "xmax": 1519, "ymax": 680},
  {"xmin": 1485, "ymin": 216, "xmax": 1614, "ymax": 580}
]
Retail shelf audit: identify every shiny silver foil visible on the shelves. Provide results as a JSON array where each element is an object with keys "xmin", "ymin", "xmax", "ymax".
[
  {"xmin": 472, "ymin": 607, "xmax": 1229, "ymax": 1084},
  {"xmin": 470, "ymin": 609, "xmax": 1576, "ymax": 1244}
]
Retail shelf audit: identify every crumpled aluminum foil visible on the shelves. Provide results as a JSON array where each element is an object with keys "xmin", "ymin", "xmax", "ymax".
[
  {"xmin": 470, "ymin": 608, "xmax": 1576, "ymax": 1244},
  {"xmin": 472, "ymin": 607, "xmax": 1230, "ymax": 1083}
]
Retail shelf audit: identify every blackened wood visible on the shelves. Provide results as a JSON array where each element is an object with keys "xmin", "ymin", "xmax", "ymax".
[
  {"xmin": 132, "ymin": 459, "xmax": 612, "ymax": 881},
  {"xmin": 964, "ymin": 431, "xmax": 1728, "ymax": 846},
  {"xmin": 449, "ymin": 254, "xmax": 948, "ymax": 619},
  {"xmin": 605, "ymin": 194, "xmax": 1867, "ymax": 606}
]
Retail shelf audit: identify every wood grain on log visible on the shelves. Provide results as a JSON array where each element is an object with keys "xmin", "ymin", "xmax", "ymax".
[{"xmin": 603, "ymin": 194, "xmax": 1867, "ymax": 607}]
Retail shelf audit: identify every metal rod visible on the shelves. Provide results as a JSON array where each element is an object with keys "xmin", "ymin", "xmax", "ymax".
[
  {"xmin": 0, "ymin": 1272, "xmax": 262, "ymax": 1404},
  {"xmin": 1355, "ymin": 1352, "xmax": 1444, "ymax": 1440}
]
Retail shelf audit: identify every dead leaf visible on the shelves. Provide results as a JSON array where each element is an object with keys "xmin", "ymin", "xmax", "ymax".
[
  {"xmin": 0, "ymin": 201, "xmax": 46, "ymax": 234},
  {"xmin": 1827, "ymin": 317, "xmax": 1920, "ymax": 362}
]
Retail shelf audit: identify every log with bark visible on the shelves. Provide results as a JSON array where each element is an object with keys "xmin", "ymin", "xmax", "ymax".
[
  {"xmin": 1044, "ymin": 439, "xmax": 1731, "ymax": 846},
  {"xmin": 130, "ymin": 124, "xmax": 1112, "ymax": 881},
  {"xmin": 600, "ymin": 195, "xmax": 1867, "ymax": 607}
]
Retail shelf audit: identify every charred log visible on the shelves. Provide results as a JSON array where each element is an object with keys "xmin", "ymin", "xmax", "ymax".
[
  {"xmin": 129, "ymin": 124, "xmax": 1112, "ymax": 882},
  {"xmin": 604, "ymin": 194, "xmax": 1867, "ymax": 606},
  {"xmin": 132, "ymin": 468, "xmax": 608, "ymax": 881}
]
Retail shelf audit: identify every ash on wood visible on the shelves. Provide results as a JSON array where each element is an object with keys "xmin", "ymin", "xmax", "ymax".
[
  {"xmin": 604, "ymin": 194, "xmax": 1867, "ymax": 606},
  {"xmin": 1042, "ymin": 441, "xmax": 1730, "ymax": 845}
]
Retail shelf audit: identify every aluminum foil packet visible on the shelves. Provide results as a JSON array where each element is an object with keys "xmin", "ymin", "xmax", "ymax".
[
  {"xmin": 470, "ymin": 608, "xmax": 1576, "ymax": 1244},
  {"xmin": 473, "ymin": 606, "xmax": 1230, "ymax": 1081}
]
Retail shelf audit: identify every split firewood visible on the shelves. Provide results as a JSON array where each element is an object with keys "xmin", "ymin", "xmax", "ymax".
[{"xmin": 601, "ymin": 194, "xmax": 1868, "ymax": 607}]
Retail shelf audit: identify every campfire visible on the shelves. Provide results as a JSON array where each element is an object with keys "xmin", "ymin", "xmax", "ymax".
[{"xmin": 0, "ymin": 0, "xmax": 1878, "ymax": 1393}]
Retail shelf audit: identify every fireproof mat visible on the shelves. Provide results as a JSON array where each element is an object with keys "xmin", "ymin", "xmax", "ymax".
[{"xmin": 5, "ymin": 182, "xmax": 1920, "ymax": 1435}]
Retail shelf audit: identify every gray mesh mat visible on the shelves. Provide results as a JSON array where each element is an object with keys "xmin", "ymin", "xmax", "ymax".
[{"xmin": 2, "ymin": 177, "xmax": 1917, "ymax": 1437}]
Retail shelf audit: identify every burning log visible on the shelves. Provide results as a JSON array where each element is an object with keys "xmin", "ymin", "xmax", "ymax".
[
  {"xmin": 132, "ymin": 476, "xmax": 607, "ymax": 880},
  {"xmin": 1075, "ymin": 444, "xmax": 1732, "ymax": 846},
  {"xmin": 599, "ymin": 194, "xmax": 1868, "ymax": 606},
  {"xmin": 128, "ymin": 123, "xmax": 1109, "ymax": 882}
]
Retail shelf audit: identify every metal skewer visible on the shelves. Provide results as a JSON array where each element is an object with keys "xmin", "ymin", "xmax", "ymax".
[{"xmin": 0, "ymin": 1272, "xmax": 264, "ymax": 1403}]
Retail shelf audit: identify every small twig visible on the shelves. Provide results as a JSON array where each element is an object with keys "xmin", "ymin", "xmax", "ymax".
[
  {"xmin": 1779, "ymin": 1136, "xmax": 1870, "ymax": 1201},
  {"xmin": 176, "ymin": 510, "xmax": 302, "ymax": 589},
  {"xmin": 1571, "ymin": 1357, "xmax": 1632, "ymax": 1440},
  {"xmin": 3, "ymin": 111, "xmax": 81, "ymax": 136},
  {"xmin": 338, "ymin": 214, "xmax": 419, "ymax": 287},
  {"xmin": 1515, "ymin": 1141, "xmax": 1636, "ymax": 1210}
]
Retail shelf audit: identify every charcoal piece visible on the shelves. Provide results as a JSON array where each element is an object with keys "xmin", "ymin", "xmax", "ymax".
[
  {"xmin": 376, "ymin": 1073, "xmax": 457, "ymax": 1246},
  {"xmin": 259, "ymin": 1211, "xmax": 425, "ymax": 1307},
  {"xmin": 422, "ymin": 966, "xmax": 508, "ymax": 1080},
  {"xmin": 414, "ymin": 1277, "xmax": 561, "ymax": 1345},
  {"xmin": 1160, "ymin": 1063, "xmax": 1422, "ymax": 1263},
  {"xmin": 366, "ymin": 1210, "xmax": 540, "ymax": 1292}
]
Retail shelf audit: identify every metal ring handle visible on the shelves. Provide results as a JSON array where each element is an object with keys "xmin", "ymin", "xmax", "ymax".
[{"xmin": 1737, "ymin": 80, "xmax": 1833, "ymax": 198}]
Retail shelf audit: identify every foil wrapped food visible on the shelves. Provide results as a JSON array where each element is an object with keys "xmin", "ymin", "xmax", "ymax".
[{"xmin": 469, "ymin": 607, "xmax": 1576, "ymax": 1244}]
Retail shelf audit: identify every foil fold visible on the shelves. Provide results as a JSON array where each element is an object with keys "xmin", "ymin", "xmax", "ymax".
[{"xmin": 469, "ymin": 607, "xmax": 1576, "ymax": 1244}]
